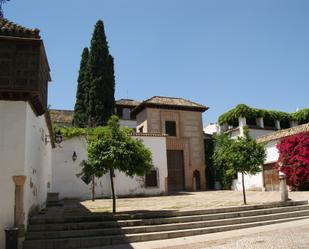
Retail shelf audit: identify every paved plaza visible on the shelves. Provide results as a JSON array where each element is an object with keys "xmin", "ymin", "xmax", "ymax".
[
  {"xmin": 81, "ymin": 190, "xmax": 309, "ymax": 213},
  {"xmin": 93, "ymin": 218, "xmax": 309, "ymax": 249}
]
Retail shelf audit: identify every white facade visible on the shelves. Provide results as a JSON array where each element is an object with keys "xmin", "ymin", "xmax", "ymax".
[
  {"xmin": 0, "ymin": 101, "xmax": 52, "ymax": 249},
  {"xmin": 51, "ymin": 137, "xmax": 106, "ymax": 200},
  {"xmin": 51, "ymin": 134, "xmax": 168, "ymax": 200},
  {"xmin": 228, "ymin": 117, "xmax": 279, "ymax": 191},
  {"xmin": 232, "ymin": 172, "xmax": 264, "ymax": 191},
  {"xmin": 203, "ymin": 123, "xmax": 219, "ymax": 135},
  {"xmin": 264, "ymin": 140, "xmax": 280, "ymax": 164}
]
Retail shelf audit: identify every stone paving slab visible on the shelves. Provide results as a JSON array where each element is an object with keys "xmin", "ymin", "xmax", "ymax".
[
  {"xmin": 81, "ymin": 191, "xmax": 309, "ymax": 213},
  {"xmin": 88, "ymin": 218, "xmax": 309, "ymax": 249}
]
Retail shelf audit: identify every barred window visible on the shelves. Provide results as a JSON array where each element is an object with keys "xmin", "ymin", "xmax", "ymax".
[
  {"xmin": 145, "ymin": 169, "xmax": 158, "ymax": 187},
  {"xmin": 165, "ymin": 121, "xmax": 176, "ymax": 136}
]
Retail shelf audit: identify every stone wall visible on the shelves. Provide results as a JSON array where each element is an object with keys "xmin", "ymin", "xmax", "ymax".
[{"xmin": 136, "ymin": 108, "xmax": 206, "ymax": 190}]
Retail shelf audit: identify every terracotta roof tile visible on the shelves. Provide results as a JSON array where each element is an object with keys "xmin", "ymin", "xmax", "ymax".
[
  {"xmin": 256, "ymin": 123, "xmax": 309, "ymax": 143},
  {"xmin": 132, "ymin": 132, "xmax": 168, "ymax": 137},
  {"xmin": 116, "ymin": 99, "xmax": 141, "ymax": 107},
  {"xmin": 0, "ymin": 18, "xmax": 40, "ymax": 39},
  {"xmin": 50, "ymin": 109, "xmax": 74, "ymax": 126},
  {"xmin": 132, "ymin": 96, "xmax": 209, "ymax": 115}
]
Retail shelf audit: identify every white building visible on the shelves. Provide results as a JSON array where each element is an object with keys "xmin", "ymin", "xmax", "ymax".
[
  {"xmin": 203, "ymin": 123, "xmax": 219, "ymax": 135},
  {"xmin": 0, "ymin": 20, "xmax": 53, "ymax": 249},
  {"xmin": 218, "ymin": 105, "xmax": 309, "ymax": 191},
  {"xmin": 52, "ymin": 133, "xmax": 168, "ymax": 200},
  {"xmin": 256, "ymin": 123, "xmax": 309, "ymax": 191}
]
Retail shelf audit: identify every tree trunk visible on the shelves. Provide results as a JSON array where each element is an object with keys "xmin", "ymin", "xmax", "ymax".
[
  {"xmin": 92, "ymin": 175, "xmax": 95, "ymax": 202},
  {"xmin": 110, "ymin": 168, "xmax": 116, "ymax": 213},
  {"xmin": 242, "ymin": 172, "xmax": 247, "ymax": 205}
]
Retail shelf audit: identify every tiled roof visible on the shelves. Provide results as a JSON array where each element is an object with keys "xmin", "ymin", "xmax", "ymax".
[
  {"xmin": 116, "ymin": 99, "xmax": 141, "ymax": 107},
  {"xmin": 132, "ymin": 132, "xmax": 168, "ymax": 137},
  {"xmin": 49, "ymin": 99, "xmax": 140, "ymax": 125},
  {"xmin": 0, "ymin": 18, "xmax": 40, "ymax": 39},
  {"xmin": 132, "ymin": 96, "xmax": 209, "ymax": 115},
  {"xmin": 50, "ymin": 109, "xmax": 74, "ymax": 126},
  {"xmin": 256, "ymin": 123, "xmax": 309, "ymax": 144}
]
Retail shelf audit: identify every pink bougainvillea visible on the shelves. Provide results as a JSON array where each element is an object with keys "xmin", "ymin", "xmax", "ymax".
[{"xmin": 277, "ymin": 132, "xmax": 309, "ymax": 190}]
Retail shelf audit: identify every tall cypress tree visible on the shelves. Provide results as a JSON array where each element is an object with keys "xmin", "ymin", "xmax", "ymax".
[
  {"xmin": 87, "ymin": 20, "xmax": 115, "ymax": 127},
  {"xmin": 73, "ymin": 47, "xmax": 89, "ymax": 127}
]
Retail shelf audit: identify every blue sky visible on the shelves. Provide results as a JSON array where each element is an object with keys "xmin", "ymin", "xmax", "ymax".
[{"xmin": 5, "ymin": 0, "xmax": 309, "ymax": 124}]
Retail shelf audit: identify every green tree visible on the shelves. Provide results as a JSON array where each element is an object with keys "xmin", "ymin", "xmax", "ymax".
[
  {"xmin": 213, "ymin": 130, "xmax": 266, "ymax": 204},
  {"xmin": 73, "ymin": 47, "xmax": 89, "ymax": 127},
  {"xmin": 86, "ymin": 115, "xmax": 152, "ymax": 213},
  {"xmin": 80, "ymin": 160, "xmax": 105, "ymax": 202},
  {"xmin": 87, "ymin": 20, "xmax": 115, "ymax": 126}
]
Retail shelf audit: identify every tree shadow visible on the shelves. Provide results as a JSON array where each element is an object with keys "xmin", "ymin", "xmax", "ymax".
[{"xmin": 48, "ymin": 199, "xmax": 183, "ymax": 248}]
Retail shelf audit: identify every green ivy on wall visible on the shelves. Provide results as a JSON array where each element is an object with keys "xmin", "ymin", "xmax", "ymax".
[
  {"xmin": 54, "ymin": 125, "xmax": 133, "ymax": 141},
  {"xmin": 218, "ymin": 104, "xmax": 309, "ymax": 126}
]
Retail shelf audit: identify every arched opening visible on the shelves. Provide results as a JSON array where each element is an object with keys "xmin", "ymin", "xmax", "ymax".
[{"xmin": 193, "ymin": 170, "xmax": 201, "ymax": 191}]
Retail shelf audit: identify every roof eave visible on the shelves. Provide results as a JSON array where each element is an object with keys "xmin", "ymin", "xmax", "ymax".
[{"xmin": 131, "ymin": 103, "xmax": 209, "ymax": 116}]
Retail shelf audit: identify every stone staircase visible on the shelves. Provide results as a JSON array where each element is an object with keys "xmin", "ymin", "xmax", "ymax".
[{"xmin": 23, "ymin": 200, "xmax": 309, "ymax": 249}]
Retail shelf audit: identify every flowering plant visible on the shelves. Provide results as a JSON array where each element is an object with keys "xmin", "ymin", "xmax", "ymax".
[{"xmin": 277, "ymin": 132, "xmax": 309, "ymax": 190}]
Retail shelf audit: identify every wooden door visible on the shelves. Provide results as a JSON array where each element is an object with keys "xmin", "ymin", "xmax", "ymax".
[
  {"xmin": 263, "ymin": 163, "xmax": 279, "ymax": 191},
  {"xmin": 167, "ymin": 150, "xmax": 185, "ymax": 192}
]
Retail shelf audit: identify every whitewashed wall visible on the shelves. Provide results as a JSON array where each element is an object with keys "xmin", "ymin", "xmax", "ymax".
[
  {"xmin": 52, "ymin": 135, "xmax": 168, "ymax": 200},
  {"xmin": 232, "ymin": 140, "xmax": 280, "ymax": 191},
  {"xmin": 264, "ymin": 140, "xmax": 280, "ymax": 163},
  {"xmin": 249, "ymin": 129, "xmax": 275, "ymax": 139},
  {"xmin": 114, "ymin": 135, "xmax": 167, "ymax": 197},
  {"xmin": 229, "ymin": 126, "xmax": 279, "ymax": 191},
  {"xmin": 52, "ymin": 137, "xmax": 107, "ymax": 200},
  {"xmin": 0, "ymin": 101, "xmax": 26, "ymax": 249},
  {"xmin": 0, "ymin": 101, "xmax": 52, "ymax": 249},
  {"xmin": 232, "ymin": 172, "xmax": 264, "ymax": 191},
  {"xmin": 23, "ymin": 103, "xmax": 53, "ymax": 226}
]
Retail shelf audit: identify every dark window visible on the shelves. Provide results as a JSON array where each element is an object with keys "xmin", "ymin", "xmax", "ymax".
[
  {"xmin": 116, "ymin": 107, "xmax": 123, "ymax": 118},
  {"xmin": 165, "ymin": 121, "xmax": 176, "ymax": 136},
  {"xmin": 145, "ymin": 169, "xmax": 158, "ymax": 187},
  {"xmin": 139, "ymin": 126, "xmax": 144, "ymax": 133},
  {"xmin": 233, "ymin": 172, "xmax": 238, "ymax": 179}
]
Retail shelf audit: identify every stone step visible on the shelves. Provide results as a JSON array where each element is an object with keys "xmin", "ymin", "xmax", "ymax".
[
  {"xmin": 46, "ymin": 192, "xmax": 64, "ymax": 207},
  {"xmin": 23, "ymin": 215, "xmax": 309, "ymax": 249},
  {"xmin": 28, "ymin": 203, "xmax": 309, "ymax": 232},
  {"xmin": 29, "ymin": 200, "xmax": 308, "ymax": 224},
  {"xmin": 25, "ymin": 209, "xmax": 309, "ymax": 240}
]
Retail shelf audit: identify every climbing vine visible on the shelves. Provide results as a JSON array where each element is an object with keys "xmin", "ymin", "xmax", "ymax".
[
  {"xmin": 218, "ymin": 104, "xmax": 309, "ymax": 127},
  {"xmin": 54, "ymin": 124, "xmax": 133, "ymax": 141}
]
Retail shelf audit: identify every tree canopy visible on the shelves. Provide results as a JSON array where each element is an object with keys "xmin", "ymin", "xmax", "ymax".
[
  {"xmin": 73, "ymin": 47, "xmax": 89, "ymax": 127},
  {"xmin": 87, "ymin": 20, "xmax": 115, "ymax": 126},
  {"xmin": 84, "ymin": 115, "xmax": 153, "ymax": 212},
  {"xmin": 73, "ymin": 20, "xmax": 116, "ymax": 127},
  {"xmin": 213, "ymin": 130, "xmax": 266, "ymax": 204}
]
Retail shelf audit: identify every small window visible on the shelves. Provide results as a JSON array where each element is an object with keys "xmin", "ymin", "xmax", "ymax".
[
  {"xmin": 145, "ymin": 169, "xmax": 158, "ymax": 187},
  {"xmin": 116, "ymin": 107, "xmax": 123, "ymax": 118},
  {"xmin": 233, "ymin": 172, "xmax": 238, "ymax": 179},
  {"xmin": 139, "ymin": 126, "xmax": 144, "ymax": 133},
  {"xmin": 165, "ymin": 121, "xmax": 176, "ymax": 136}
]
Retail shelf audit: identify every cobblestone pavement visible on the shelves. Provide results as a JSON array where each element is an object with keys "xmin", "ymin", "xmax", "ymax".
[
  {"xmin": 156, "ymin": 221, "xmax": 309, "ymax": 249},
  {"xmin": 93, "ymin": 219, "xmax": 309, "ymax": 249},
  {"xmin": 81, "ymin": 191, "xmax": 309, "ymax": 212}
]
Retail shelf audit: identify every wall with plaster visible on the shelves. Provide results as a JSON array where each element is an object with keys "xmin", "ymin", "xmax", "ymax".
[
  {"xmin": 52, "ymin": 135, "xmax": 168, "ymax": 200},
  {"xmin": 0, "ymin": 101, "xmax": 52, "ymax": 249}
]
